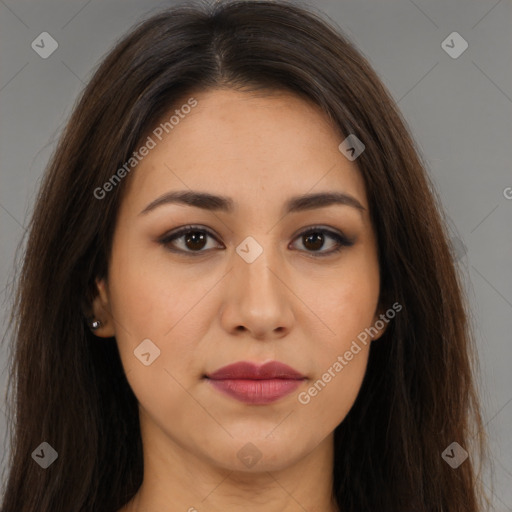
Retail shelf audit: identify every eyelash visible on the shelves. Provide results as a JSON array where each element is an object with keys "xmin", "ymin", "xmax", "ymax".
[{"xmin": 158, "ymin": 224, "xmax": 354, "ymax": 258}]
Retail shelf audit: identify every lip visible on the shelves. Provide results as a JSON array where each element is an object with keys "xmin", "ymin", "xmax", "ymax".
[{"xmin": 205, "ymin": 361, "xmax": 306, "ymax": 404}]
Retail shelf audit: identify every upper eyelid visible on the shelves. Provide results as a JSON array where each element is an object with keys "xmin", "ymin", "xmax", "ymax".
[{"xmin": 161, "ymin": 225, "xmax": 221, "ymax": 243}]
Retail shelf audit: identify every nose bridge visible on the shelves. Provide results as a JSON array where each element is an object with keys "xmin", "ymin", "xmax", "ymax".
[
  {"xmin": 235, "ymin": 233, "xmax": 282, "ymax": 299},
  {"xmin": 223, "ymin": 233, "xmax": 293, "ymax": 337}
]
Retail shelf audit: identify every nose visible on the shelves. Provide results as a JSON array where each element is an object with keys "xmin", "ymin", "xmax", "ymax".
[{"xmin": 219, "ymin": 241, "xmax": 295, "ymax": 340}]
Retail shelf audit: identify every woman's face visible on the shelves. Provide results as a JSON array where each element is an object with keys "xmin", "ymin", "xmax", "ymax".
[{"xmin": 93, "ymin": 88, "xmax": 386, "ymax": 473}]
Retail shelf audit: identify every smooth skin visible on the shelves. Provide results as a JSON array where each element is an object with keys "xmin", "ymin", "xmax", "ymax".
[{"xmin": 91, "ymin": 88, "xmax": 387, "ymax": 512}]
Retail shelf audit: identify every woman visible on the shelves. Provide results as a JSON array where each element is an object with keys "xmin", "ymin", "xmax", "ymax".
[{"xmin": 1, "ymin": 1, "xmax": 490, "ymax": 511}]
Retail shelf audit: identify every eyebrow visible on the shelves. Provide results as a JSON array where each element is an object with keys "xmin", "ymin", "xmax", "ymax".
[{"xmin": 139, "ymin": 190, "xmax": 366, "ymax": 216}]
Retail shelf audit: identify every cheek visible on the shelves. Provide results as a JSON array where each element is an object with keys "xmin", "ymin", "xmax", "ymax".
[
  {"xmin": 107, "ymin": 239, "xmax": 212, "ymax": 340},
  {"xmin": 106, "ymin": 240, "xmax": 216, "ymax": 395},
  {"xmin": 297, "ymin": 347, "xmax": 370, "ymax": 433},
  {"xmin": 295, "ymin": 255, "xmax": 378, "ymax": 421},
  {"xmin": 296, "ymin": 273, "xmax": 377, "ymax": 425},
  {"xmin": 303, "ymin": 262, "xmax": 380, "ymax": 355},
  {"xmin": 106, "ymin": 253, "xmax": 204, "ymax": 420}
]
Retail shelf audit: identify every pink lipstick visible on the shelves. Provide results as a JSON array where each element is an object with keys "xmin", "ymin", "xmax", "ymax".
[{"xmin": 205, "ymin": 361, "xmax": 306, "ymax": 404}]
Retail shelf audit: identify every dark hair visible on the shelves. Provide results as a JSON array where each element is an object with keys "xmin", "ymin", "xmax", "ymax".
[{"xmin": 1, "ymin": 1, "xmax": 490, "ymax": 511}]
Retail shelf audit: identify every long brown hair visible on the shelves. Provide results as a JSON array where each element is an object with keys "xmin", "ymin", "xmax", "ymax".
[{"xmin": 1, "ymin": 1, "xmax": 490, "ymax": 510}]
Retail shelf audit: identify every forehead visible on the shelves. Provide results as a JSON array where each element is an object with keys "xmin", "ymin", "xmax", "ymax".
[{"xmin": 120, "ymin": 88, "xmax": 368, "ymax": 216}]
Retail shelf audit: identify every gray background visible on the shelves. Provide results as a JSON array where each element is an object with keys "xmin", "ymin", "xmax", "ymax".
[{"xmin": 0, "ymin": 0, "xmax": 511, "ymax": 509}]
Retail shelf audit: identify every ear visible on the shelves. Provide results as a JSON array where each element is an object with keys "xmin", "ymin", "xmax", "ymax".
[
  {"xmin": 88, "ymin": 278, "xmax": 116, "ymax": 338},
  {"xmin": 370, "ymin": 306, "xmax": 390, "ymax": 342}
]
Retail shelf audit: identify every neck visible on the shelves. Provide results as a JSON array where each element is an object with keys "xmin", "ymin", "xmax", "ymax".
[{"xmin": 122, "ymin": 428, "xmax": 339, "ymax": 512}]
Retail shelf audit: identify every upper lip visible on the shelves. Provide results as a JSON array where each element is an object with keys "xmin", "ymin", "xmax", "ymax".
[{"xmin": 206, "ymin": 361, "xmax": 305, "ymax": 380}]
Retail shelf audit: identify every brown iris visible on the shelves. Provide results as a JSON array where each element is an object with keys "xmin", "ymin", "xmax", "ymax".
[
  {"xmin": 302, "ymin": 232, "xmax": 324, "ymax": 251},
  {"xmin": 184, "ymin": 231, "xmax": 208, "ymax": 251}
]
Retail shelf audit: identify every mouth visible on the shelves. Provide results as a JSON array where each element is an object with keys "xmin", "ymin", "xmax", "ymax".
[{"xmin": 204, "ymin": 361, "xmax": 306, "ymax": 405}]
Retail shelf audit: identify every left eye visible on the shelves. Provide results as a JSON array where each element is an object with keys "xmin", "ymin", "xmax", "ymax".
[
  {"xmin": 291, "ymin": 227, "xmax": 354, "ymax": 256},
  {"xmin": 159, "ymin": 225, "xmax": 354, "ymax": 256}
]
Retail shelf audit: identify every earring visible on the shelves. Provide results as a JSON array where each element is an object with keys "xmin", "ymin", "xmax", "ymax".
[{"xmin": 90, "ymin": 319, "xmax": 102, "ymax": 330}]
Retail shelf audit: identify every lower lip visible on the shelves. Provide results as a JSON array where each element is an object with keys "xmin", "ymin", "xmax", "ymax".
[{"xmin": 207, "ymin": 378, "xmax": 304, "ymax": 404}]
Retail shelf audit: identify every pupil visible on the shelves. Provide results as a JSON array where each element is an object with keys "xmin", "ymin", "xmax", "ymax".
[
  {"xmin": 304, "ymin": 232, "xmax": 323, "ymax": 251},
  {"xmin": 186, "ymin": 231, "xmax": 207, "ymax": 250}
]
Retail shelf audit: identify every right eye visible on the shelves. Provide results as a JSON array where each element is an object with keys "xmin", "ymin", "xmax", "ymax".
[{"xmin": 158, "ymin": 225, "xmax": 224, "ymax": 255}]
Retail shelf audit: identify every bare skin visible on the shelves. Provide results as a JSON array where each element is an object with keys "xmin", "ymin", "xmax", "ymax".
[{"xmin": 91, "ymin": 88, "xmax": 387, "ymax": 512}]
